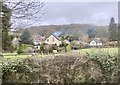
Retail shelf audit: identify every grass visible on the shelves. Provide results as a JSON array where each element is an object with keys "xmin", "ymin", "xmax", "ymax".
[
  {"xmin": 3, "ymin": 52, "xmax": 52, "ymax": 59},
  {"xmin": 3, "ymin": 47, "xmax": 118, "ymax": 60},
  {"xmin": 80, "ymin": 47, "xmax": 118, "ymax": 55},
  {"xmin": 67, "ymin": 47, "xmax": 118, "ymax": 56}
]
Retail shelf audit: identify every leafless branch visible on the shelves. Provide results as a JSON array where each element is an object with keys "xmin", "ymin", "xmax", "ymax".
[{"xmin": 3, "ymin": 0, "xmax": 47, "ymax": 28}]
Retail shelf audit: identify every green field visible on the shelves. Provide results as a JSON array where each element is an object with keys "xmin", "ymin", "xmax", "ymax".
[
  {"xmin": 3, "ymin": 53, "xmax": 46, "ymax": 59},
  {"xmin": 71, "ymin": 47, "xmax": 118, "ymax": 55},
  {"xmin": 3, "ymin": 47, "xmax": 118, "ymax": 60}
]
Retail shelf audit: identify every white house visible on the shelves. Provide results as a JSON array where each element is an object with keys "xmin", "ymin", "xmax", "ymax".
[
  {"xmin": 89, "ymin": 38, "xmax": 102, "ymax": 47},
  {"xmin": 63, "ymin": 39, "xmax": 70, "ymax": 44}
]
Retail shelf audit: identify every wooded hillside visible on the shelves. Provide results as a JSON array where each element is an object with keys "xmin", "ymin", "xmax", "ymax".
[{"xmin": 27, "ymin": 24, "xmax": 109, "ymax": 39}]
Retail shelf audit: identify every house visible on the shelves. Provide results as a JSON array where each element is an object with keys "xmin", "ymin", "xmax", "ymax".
[
  {"xmin": 44, "ymin": 34, "xmax": 61, "ymax": 46},
  {"xmin": 88, "ymin": 38, "xmax": 102, "ymax": 47},
  {"xmin": 32, "ymin": 35, "xmax": 45, "ymax": 50},
  {"xmin": 32, "ymin": 35, "xmax": 45, "ymax": 45},
  {"xmin": 12, "ymin": 36, "xmax": 20, "ymax": 48},
  {"xmin": 63, "ymin": 39, "xmax": 70, "ymax": 44}
]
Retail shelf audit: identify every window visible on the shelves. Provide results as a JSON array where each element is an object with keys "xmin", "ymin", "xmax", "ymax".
[
  {"xmin": 52, "ymin": 38, "xmax": 54, "ymax": 42},
  {"xmin": 47, "ymin": 39, "xmax": 49, "ymax": 42}
]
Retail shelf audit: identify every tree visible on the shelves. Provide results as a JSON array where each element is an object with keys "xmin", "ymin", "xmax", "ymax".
[
  {"xmin": 1, "ymin": 1, "xmax": 46, "ymax": 52},
  {"xmin": 109, "ymin": 17, "xmax": 118, "ymax": 41},
  {"xmin": 87, "ymin": 29, "xmax": 97, "ymax": 39},
  {"xmin": 3, "ymin": 1, "xmax": 46, "ymax": 28},
  {"xmin": 65, "ymin": 35, "xmax": 78, "ymax": 42},
  {"xmin": 1, "ymin": 3, "xmax": 13, "ymax": 51},
  {"xmin": 17, "ymin": 44, "xmax": 23, "ymax": 54},
  {"xmin": 20, "ymin": 29, "xmax": 32, "ymax": 44},
  {"xmin": 65, "ymin": 44, "xmax": 71, "ymax": 52}
]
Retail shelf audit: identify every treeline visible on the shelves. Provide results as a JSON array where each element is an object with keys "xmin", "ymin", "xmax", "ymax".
[{"xmin": 27, "ymin": 24, "xmax": 109, "ymax": 39}]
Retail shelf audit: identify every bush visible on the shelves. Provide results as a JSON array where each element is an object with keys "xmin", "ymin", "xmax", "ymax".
[
  {"xmin": 86, "ymin": 51, "xmax": 118, "ymax": 83},
  {"xmin": 23, "ymin": 47, "xmax": 33, "ymax": 54},
  {"xmin": 51, "ymin": 44, "xmax": 58, "ymax": 50},
  {"xmin": 65, "ymin": 44, "xmax": 71, "ymax": 52},
  {"xmin": 9, "ymin": 45, "xmax": 15, "ymax": 53},
  {"xmin": 1, "ymin": 55, "xmax": 104, "ymax": 83},
  {"xmin": 107, "ymin": 41, "xmax": 118, "ymax": 47},
  {"xmin": 17, "ymin": 44, "xmax": 23, "ymax": 54},
  {"xmin": 40, "ymin": 43, "xmax": 53, "ymax": 54}
]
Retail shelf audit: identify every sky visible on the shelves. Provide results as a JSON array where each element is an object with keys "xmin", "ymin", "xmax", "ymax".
[
  {"xmin": 9, "ymin": 1, "xmax": 118, "ymax": 28},
  {"xmin": 37, "ymin": 2, "xmax": 118, "ymax": 26}
]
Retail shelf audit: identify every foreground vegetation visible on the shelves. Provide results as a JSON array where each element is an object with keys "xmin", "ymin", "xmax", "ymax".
[
  {"xmin": 3, "ymin": 47, "xmax": 118, "ymax": 59},
  {"xmin": 1, "ymin": 47, "xmax": 119, "ymax": 83}
]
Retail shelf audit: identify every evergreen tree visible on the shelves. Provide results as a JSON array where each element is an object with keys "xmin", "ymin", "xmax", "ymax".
[
  {"xmin": 20, "ymin": 29, "xmax": 33, "ymax": 44},
  {"xmin": 1, "ymin": 4, "xmax": 13, "ymax": 51},
  {"xmin": 109, "ymin": 17, "xmax": 118, "ymax": 41}
]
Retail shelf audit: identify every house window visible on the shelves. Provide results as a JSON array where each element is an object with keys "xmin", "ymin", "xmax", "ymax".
[
  {"xmin": 52, "ymin": 38, "xmax": 54, "ymax": 42},
  {"xmin": 47, "ymin": 39, "xmax": 49, "ymax": 42}
]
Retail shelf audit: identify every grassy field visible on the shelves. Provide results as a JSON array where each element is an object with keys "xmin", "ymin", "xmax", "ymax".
[
  {"xmin": 71, "ymin": 47, "xmax": 118, "ymax": 56},
  {"xmin": 3, "ymin": 47, "xmax": 118, "ymax": 60},
  {"xmin": 3, "ymin": 53, "xmax": 46, "ymax": 59}
]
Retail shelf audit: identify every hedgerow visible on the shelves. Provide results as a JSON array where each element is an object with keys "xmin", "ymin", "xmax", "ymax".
[{"xmin": 1, "ymin": 55, "xmax": 104, "ymax": 83}]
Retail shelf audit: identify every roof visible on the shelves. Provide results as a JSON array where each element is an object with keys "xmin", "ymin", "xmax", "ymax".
[
  {"xmin": 45, "ymin": 34, "xmax": 61, "ymax": 41},
  {"xmin": 32, "ymin": 35, "xmax": 45, "ymax": 42},
  {"xmin": 64, "ymin": 39, "xmax": 70, "ymax": 44},
  {"xmin": 89, "ymin": 38, "xmax": 102, "ymax": 43}
]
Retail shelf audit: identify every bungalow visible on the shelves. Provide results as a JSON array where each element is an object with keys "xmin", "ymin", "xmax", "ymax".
[
  {"xmin": 88, "ymin": 38, "xmax": 102, "ymax": 47},
  {"xmin": 44, "ymin": 34, "xmax": 61, "ymax": 46}
]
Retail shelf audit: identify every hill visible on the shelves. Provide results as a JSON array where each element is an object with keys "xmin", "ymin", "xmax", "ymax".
[{"xmin": 27, "ymin": 24, "xmax": 109, "ymax": 39}]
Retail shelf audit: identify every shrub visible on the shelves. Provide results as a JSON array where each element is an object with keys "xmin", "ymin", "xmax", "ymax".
[
  {"xmin": 40, "ymin": 43, "xmax": 53, "ymax": 54},
  {"xmin": 65, "ymin": 44, "xmax": 71, "ymax": 52},
  {"xmin": 86, "ymin": 51, "xmax": 118, "ymax": 83},
  {"xmin": 60, "ymin": 41, "xmax": 68, "ymax": 47},
  {"xmin": 17, "ymin": 44, "xmax": 23, "ymax": 54},
  {"xmin": 107, "ymin": 41, "xmax": 118, "ymax": 47},
  {"xmin": 9, "ymin": 45, "xmax": 15, "ymax": 53},
  {"xmin": 23, "ymin": 47, "xmax": 33, "ymax": 54},
  {"xmin": 51, "ymin": 44, "xmax": 58, "ymax": 50},
  {"xmin": 1, "ymin": 55, "xmax": 104, "ymax": 83}
]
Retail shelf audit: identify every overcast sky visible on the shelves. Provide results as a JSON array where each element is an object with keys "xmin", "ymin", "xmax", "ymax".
[
  {"xmin": 11, "ymin": 1, "xmax": 118, "ymax": 28},
  {"xmin": 35, "ymin": 2, "xmax": 117, "ymax": 26}
]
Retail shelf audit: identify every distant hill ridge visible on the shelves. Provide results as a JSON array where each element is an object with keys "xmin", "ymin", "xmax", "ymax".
[{"xmin": 26, "ymin": 24, "xmax": 108, "ymax": 38}]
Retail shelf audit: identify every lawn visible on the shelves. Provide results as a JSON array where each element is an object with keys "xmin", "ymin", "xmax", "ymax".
[
  {"xmin": 67, "ymin": 47, "xmax": 118, "ymax": 56},
  {"xmin": 3, "ymin": 52, "xmax": 56, "ymax": 60},
  {"xmin": 80, "ymin": 47, "xmax": 118, "ymax": 55},
  {"xmin": 3, "ymin": 47, "xmax": 118, "ymax": 60}
]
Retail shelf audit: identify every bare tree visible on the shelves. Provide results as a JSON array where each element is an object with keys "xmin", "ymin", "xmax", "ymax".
[{"xmin": 3, "ymin": 0, "xmax": 47, "ymax": 28}]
